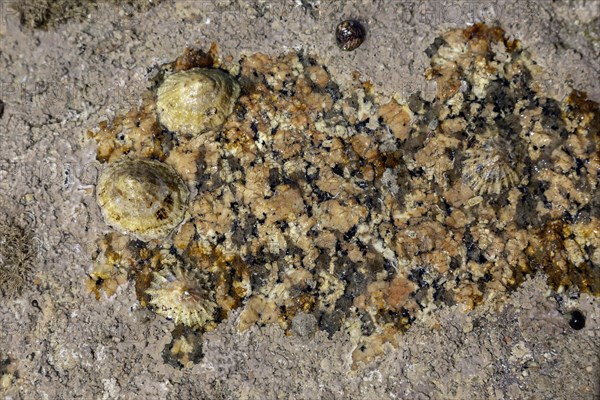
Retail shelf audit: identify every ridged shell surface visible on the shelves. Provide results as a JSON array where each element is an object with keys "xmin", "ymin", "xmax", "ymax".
[
  {"xmin": 156, "ymin": 68, "xmax": 240, "ymax": 135},
  {"xmin": 462, "ymin": 135, "xmax": 524, "ymax": 196},
  {"xmin": 96, "ymin": 158, "xmax": 189, "ymax": 241},
  {"xmin": 146, "ymin": 266, "xmax": 217, "ymax": 329}
]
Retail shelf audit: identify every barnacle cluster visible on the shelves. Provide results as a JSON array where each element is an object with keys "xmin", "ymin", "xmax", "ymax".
[{"xmin": 88, "ymin": 24, "xmax": 599, "ymax": 369}]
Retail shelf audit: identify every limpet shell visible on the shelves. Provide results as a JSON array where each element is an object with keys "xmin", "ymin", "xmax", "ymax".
[
  {"xmin": 156, "ymin": 68, "xmax": 240, "ymax": 135},
  {"xmin": 146, "ymin": 266, "xmax": 217, "ymax": 330},
  {"xmin": 96, "ymin": 158, "xmax": 189, "ymax": 241},
  {"xmin": 461, "ymin": 135, "xmax": 524, "ymax": 196}
]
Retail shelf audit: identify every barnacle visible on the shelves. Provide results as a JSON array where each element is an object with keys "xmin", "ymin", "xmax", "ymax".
[
  {"xmin": 156, "ymin": 68, "xmax": 240, "ymax": 135},
  {"xmin": 461, "ymin": 134, "xmax": 524, "ymax": 195},
  {"xmin": 96, "ymin": 158, "xmax": 189, "ymax": 241},
  {"xmin": 146, "ymin": 266, "xmax": 217, "ymax": 330}
]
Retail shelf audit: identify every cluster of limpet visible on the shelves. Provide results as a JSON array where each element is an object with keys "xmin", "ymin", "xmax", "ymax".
[{"xmin": 87, "ymin": 25, "xmax": 599, "ymax": 370}]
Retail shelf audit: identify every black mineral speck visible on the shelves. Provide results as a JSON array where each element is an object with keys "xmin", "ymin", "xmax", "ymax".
[
  {"xmin": 569, "ymin": 310, "xmax": 586, "ymax": 330},
  {"xmin": 319, "ymin": 310, "xmax": 344, "ymax": 337},
  {"xmin": 336, "ymin": 20, "xmax": 365, "ymax": 51},
  {"xmin": 425, "ymin": 37, "xmax": 446, "ymax": 58}
]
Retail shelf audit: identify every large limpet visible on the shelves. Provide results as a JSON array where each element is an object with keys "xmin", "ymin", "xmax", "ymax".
[
  {"xmin": 156, "ymin": 68, "xmax": 240, "ymax": 135},
  {"xmin": 96, "ymin": 158, "xmax": 189, "ymax": 241}
]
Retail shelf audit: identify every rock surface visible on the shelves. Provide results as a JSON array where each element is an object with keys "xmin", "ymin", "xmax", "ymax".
[{"xmin": 0, "ymin": 1, "xmax": 598, "ymax": 399}]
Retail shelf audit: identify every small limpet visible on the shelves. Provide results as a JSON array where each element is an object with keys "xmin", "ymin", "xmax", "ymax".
[
  {"xmin": 461, "ymin": 134, "xmax": 525, "ymax": 196},
  {"xmin": 146, "ymin": 266, "xmax": 217, "ymax": 330},
  {"xmin": 96, "ymin": 158, "xmax": 189, "ymax": 241},
  {"xmin": 336, "ymin": 20, "xmax": 365, "ymax": 51},
  {"xmin": 156, "ymin": 68, "xmax": 240, "ymax": 135}
]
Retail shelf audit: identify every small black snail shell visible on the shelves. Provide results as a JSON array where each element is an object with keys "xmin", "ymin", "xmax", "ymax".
[
  {"xmin": 336, "ymin": 20, "xmax": 365, "ymax": 51},
  {"xmin": 568, "ymin": 310, "xmax": 586, "ymax": 330}
]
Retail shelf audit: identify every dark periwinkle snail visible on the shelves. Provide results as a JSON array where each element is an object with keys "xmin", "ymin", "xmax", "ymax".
[
  {"xmin": 568, "ymin": 310, "xmax": 586, "ymax": 330},
  {"xmin": 336, "ymin": 20, "xmax": 365, "ymax": 51}
]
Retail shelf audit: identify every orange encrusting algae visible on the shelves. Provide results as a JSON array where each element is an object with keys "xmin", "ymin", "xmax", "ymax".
[{"xmin": 88, "ymin": 24, "xmax": 600, "ymax": 369}]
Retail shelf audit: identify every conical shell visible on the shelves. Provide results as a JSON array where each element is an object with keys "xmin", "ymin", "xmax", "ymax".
[
  {"xmin": 96, "ymin": 158, "xmax": 189, "ymax": 241},
  {"xmin": 156, "ymin": 68, "xmax": 240, "ymax": 135},
  {"xmin": 462, "ymin": 136, "xmax": 522, "ymax": 196},
  {"xmin": 146, "ymin": 266, "xmax": 217, "ymax": 330}
]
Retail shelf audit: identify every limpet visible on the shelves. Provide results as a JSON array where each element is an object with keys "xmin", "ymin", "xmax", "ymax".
[
  {"xmin": 96, "ymin": 158, "xmax": 189, "ymax": 241},
  {"xmin": 146, "ymin": 266, "xmax": 217, "ymax": 330},
  {"xmin": 156, "ymin": 68, "xmax": 240, "ymax": 135},
  {"xmin": 461, "ymin": 134, "xmax": 525, "ymax": 196}
]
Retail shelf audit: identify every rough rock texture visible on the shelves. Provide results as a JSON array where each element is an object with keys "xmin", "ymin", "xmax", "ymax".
[{"xmin": 1, "ymin": 1, "xmax": 599, "ymax": 399}]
